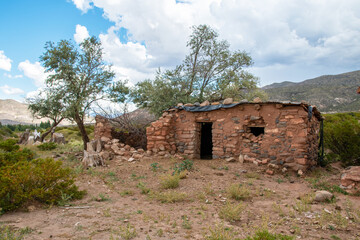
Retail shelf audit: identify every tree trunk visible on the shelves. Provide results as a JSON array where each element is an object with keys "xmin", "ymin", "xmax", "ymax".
[
  {"xmin": 40, "ymin": 118, "xmax": 63, "ymax": 142},
  {"xmin": 74, "ymin": 113, "xmax": 89, "ymax": 150}
]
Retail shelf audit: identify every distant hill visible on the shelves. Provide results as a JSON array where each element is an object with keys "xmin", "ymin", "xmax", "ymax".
[
  {"xmin": 263, "ymin": 70, "xmax": 360, "ymax": 113},
  {"xmin": 0, "ymin": 99, "xmax": 93, "ymax": 125}
]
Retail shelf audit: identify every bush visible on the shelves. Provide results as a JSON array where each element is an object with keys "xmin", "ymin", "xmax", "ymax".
[
  {"xmin": 0, "ymin": 158, "xmax": 85, "ymax": 212},
  {"xmin": 0, "ymin": 139, "xmax": 85, "ymax": 212},
  {"xmin": 243, "ymin": 229, "xmax": 294, "ymax": 240},
  {"xmin": 0, "ymin": 139, "xmax": 19, "ymax": 152},
  {"xmin": 0, "ymin": 147, "xmax": 34, "ymax": 168},
  {"xmin": 323, "ymin": 112, "xmax": 360, "ymax": 166},
  {"xmin": 37, "ymin": 142, "xmax": 57, "ymax": 151},
  {"xmin": 159, "ymin": 174, "xmax": 180, "ymax": 189}
]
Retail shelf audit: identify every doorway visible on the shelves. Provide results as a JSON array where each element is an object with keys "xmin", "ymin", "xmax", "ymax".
[{"xmin": 200, "ymin": 122, "xmax": 213, "ymax": 159}]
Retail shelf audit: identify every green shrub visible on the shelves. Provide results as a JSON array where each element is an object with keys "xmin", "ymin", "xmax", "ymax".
[
  {"xmin": 0, "ymin": 158, "xmax": 85, "ymax": 212},
  {"xmin": 37, "ymin": 142, "xmax": 57, "ymax": 151},
  {"xmin": 173, "ymin": 159, "xmax": 193, "ymax": 174},
  {"xmin": 0, "ymin": 139, "xmax": 19, "ymax": 152},
  {"xmin": 0, "ymin": 148, "xmax": 34, "ymax": 168},
  {"xmin": 243, "ymin": 229, "xmax": 294, "ymax": 240},
  {"xmin": 323, "ymin": 112, "xmax": 360, "ymax": 166}
]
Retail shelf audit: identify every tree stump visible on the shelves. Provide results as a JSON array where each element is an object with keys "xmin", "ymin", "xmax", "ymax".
[{"xmin": 82, "ymin": 140, "xmax": 104, "ymax": 167}]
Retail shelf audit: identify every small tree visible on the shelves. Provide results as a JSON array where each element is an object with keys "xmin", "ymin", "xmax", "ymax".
[
  {"xmin": 27, "ymin": 90, "xmax": 65, "ymax": 142},
  {"xmin": 132, "ymin": 25, "xmax": 265, "ymax": 116},
  {"xmin": 39, "ymin": 36, "xmax": 126, "ymax": 149}
]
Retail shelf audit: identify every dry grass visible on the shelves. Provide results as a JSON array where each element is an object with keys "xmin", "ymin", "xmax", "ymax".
[
  {"xmin": 150, "ymin": 190, "xmax": 187, "ymax": 203},
  {"xmin": 159, "ymin": 174, "xmax": 180, "ymax": 189},
  {"xmin": 203, "ymin": 222, "xmax": 237, "ymax": 240},
  {"xmin": 227, "ymin": 184, "xmax": 251, "ymax": 201},
  {"xmin": 219, "ymin": 202, "xmax": 245, "ymax": 222}
]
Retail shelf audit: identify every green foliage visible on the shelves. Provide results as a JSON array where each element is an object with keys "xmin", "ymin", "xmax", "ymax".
[
  {"xmin": 150, "ymin": 162, "xmax": 161, "ymax": 172},
  {"xmin": 0, "ymin": 139, "xmax": 85, "ymax": 212},
  {"xmin": 0, "ymin": 126, "xmax": 17, "ymax": 140},
  {"xmin": 0, "ymin": 139, "xmax": 19, "ymax": 152},
  {"xmin": 0, "ymin": 158, "xmax": 85, "ymax": 212},
  {"xmin": 0, "ymin": 144, "xmax": 34, "ymax": 168},
  {"xmin": 37, "ymin": 142, "xmax": 57, "ymax": 151},
  {"xmin": 173, "ymin": 159, "xmax": 193, "ymax": 175},
  {"xmin": 242, "ymin": 229, "xmax": 294, "ymax": 240},
  {"xmin": 323, "ymin": 112, "xmax": 360, "ymax": 166},
  {"xmin": 39, "ymin": 36, "xmax": 128, "ymax": 148},
  {"xmin": 307, "ymin": 178, "xmax": 348, "ymax": 195},
  {"xmin": 264, "ymin": 70, "xmax": 360, "ymax": 113},
  {"xmin": 132, "ymin": 25, "xmax": 264, "ymax": 116},
  {"xmin": 0, "ymin": 225, "xmax": 25, "ymax": 240},
  {"xmin": 137, "ymin": 182, "xmax": 151, "ymax": 194}
]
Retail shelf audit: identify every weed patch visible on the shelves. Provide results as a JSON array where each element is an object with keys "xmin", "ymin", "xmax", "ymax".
[
  {"xmin": 243, "ymin": 228, "xmax": 294, "ymax": 240},
  {"xmin": 159, "ymin": 174, "xmax": 180, "ymax": 189},
  {"xmin": 219, "ymin": 202, "xmax": 244, "ymax": 222},
  {"xmin": 227, "ymin": 184, "xmax": 251, "ymax": 201}
]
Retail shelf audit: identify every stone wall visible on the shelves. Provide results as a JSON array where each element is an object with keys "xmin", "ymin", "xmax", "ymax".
[
  {"xmin": 94, "ymin": 115, "xmax": 112, "ymax": 140},
  {"xmin": 146, "ymin": 102, "xmax": 322, "ymax": 171}
]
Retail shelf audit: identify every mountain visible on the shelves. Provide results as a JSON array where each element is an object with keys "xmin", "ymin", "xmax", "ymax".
[
  {"xmin": 0, "ymin": 99, "xmax": 93, "ymax": 125},
  {"xmin": 263, "ymin": 70, "xmax": 360, "ymax": 113},
  {"xmin": 0, "ymin": 99, "xmax": 42, "ymax": 125}
]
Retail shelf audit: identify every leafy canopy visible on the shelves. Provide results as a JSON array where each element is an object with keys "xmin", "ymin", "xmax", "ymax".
[
  {"xmin": 131, "ymin": 25, "xmax": 266, "ymax": 116},
  {"xmin": 37, "ymin": 36, "xmax": 128, "ymax": 148}
]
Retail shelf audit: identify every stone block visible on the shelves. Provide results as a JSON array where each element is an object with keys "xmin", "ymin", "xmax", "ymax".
[{"xmin": 223, "ymin": 98, "xmax": 233, "ymax": 105}]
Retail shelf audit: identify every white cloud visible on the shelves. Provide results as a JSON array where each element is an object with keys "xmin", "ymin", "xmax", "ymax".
[
  {"xmin": 0, "ymin": 50, "xmax": 12, "ymax": 71},
  {"xmin": 72, "ymin": 0, "xmax": 93, "ymax": 13},
  {"xmin": 4, "ymin": 73, "xmax": 23, "ymax": 79},
  {"xmin": 0, "ymin": 85, "xmax": 24, "ymax": 95},
  {"xmin": 74, "ymin": 24, "xmax": 90, "ymax": 44},
  {"xmin": 71, "ymin": 0, "xmax": 360, "ymax": 85},
  {"xmin": 18, "ymin": 60, "xmax": 48, "ymax": 87}
]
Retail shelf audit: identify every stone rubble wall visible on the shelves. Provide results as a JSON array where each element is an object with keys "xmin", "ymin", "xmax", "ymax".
[
  {"xmin": 147, "ymin": 103, "xmax": 321, "ymax": 172},
  {"xmin": 146, "ymin": 111, "xmax": 176, "ymax": 156},
  {"xmin": 94, "ymin": 115, "xmax": 112, "ymax": 140}
]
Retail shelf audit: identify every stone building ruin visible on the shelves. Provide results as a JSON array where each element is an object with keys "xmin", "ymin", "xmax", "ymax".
[{"xmin": 146, "ymin": 99, "xmax": 322, "ymax": 171}]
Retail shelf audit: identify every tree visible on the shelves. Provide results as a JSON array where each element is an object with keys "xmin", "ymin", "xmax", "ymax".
[
  {"xmin": 132, "ymin": 25, "xmax": 266, "ymax": 116},
  {"xmin": 27, "ymin": 89, "xmax": 66, "ymax": 142},
  {"xmin": 39, "ymin": 36, "xmax": 126, "ymax": 149}
]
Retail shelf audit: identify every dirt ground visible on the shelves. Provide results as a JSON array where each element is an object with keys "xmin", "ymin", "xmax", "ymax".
[{"xmin": 1, "ymin": 155, "xmax": 360, "ymax": 240}]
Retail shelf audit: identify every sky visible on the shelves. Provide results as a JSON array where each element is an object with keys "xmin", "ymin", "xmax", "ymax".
[{"xmin": 1, "ymin": 0, "xmax": 360, "ymax": 102}]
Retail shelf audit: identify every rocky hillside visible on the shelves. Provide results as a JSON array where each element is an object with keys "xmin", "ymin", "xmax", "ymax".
[
  {"xmin": 0, "ymin": 99, "xmax": 92, "ymax": 125},
  {"xmin": 263, "ymin": 70, "xmax": 360, "ymax": 112},
  {"xmin": 0, "ymin": 99, "xmax": 42, "ymax": 125}
]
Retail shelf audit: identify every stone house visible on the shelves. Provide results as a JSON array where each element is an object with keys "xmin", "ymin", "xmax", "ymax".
[{"xmin": 146, "ymin": 100, "xmax": 322, "ymax": 171}]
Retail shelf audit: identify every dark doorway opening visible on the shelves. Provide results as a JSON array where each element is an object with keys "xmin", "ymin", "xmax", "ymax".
[
  {"xmin": 249, "ymin": 127, "xmax": 265, "ymax": 136},
  {"xmin": 200, "ymin": 122, "xmax": 213, "ymax": 159}
]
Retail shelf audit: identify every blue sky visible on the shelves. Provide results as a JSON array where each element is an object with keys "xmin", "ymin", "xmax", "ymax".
[{"xmin": 1, "ymin": 0, "xmax": 360, "ymax": 102}]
